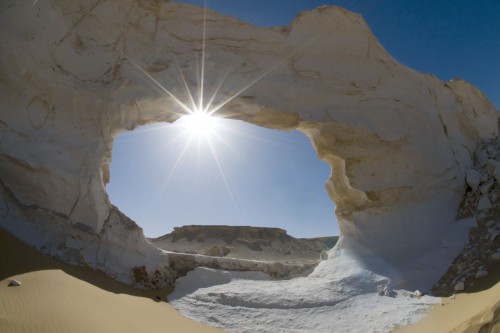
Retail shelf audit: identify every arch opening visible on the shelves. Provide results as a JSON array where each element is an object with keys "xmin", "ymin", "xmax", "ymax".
[
  {"xmin": 0, "ymin": 0, "xmax": 497, "ymax": 311},
  {"xmin": 107, "ymin": 116, "xmax": 339, "ymax": 263}
]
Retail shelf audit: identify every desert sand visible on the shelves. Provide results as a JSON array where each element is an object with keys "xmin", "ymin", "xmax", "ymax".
[
  {"xmin": 2, "ymin": 1, "xmax": 499, "ymax": 331},
  {"xmin": 1, "ymin": 226, "xmax": 498, "ymax": 333},
  {"xmin": 394, "ymin": 266, "xmax": 500, "ymax": 333},
  {"xmin": 0, "ymin": 228, "xmax": 224, "ymax": 333}
]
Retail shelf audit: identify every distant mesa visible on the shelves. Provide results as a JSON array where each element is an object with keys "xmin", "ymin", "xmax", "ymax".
[{"xmin": 149, "ymin": 225, "xmax": 338, "ymax": 264}]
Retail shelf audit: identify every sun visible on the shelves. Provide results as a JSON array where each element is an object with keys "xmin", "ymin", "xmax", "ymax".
[{"xmin": 179, "ymin": 111, "xmax": 218, "ymax": 137}]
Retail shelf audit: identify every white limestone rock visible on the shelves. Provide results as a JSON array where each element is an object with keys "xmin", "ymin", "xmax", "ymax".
[
  {"xmin": 486, "ymin": 144, "xmax": 498, "ymax": 159},
  {"xmin": 454, "ymin": 281, "xmax": 465, "ymax": 291},
  {"xmin": 490, "ymin": 190, "xmax": 499, "ymax": 203},
  {"xmin": 3, "ymin": 2, "xmax": 500, "ymax": 331},
  {"xmin": 320, "ymin": 250, "xmax": 329, "ymax": 260},
  {"xmin": 486, "ymin": 160, "xmax": 500, "ymax": 186},
  {"xmin": 8, "ymin": 280, "xmax": 21, "ymax": 287},
  {"xmin": 170, "ymin": 260, "xmax": 440, "ymax": 333},
  {"xmin": 377, "ymin": 284, "xmax": 395, "ymax": 297},
  {"xmin": 456, "ymin": 261, "xmax": 467, "ymax": 273},
  {"xmin": 466, "ymin": 169, "xmax": 481, "ymax": 189},
  {"xmin": 479, "ymin": 180, "xmax": 494, "ymax": 194},
  {"xmin": 0, "ymin": 0, "xmax": 498, "ymax": 293},
  {"xmin": 477, "ymin": 195, "xmax": 492, "ymax": 211},
  {"xmin": 489, "ymin": 228, "xmax": 500, "ymax": 241},
  {"xmin": 475, "ymin": 269, "xmax": 488, "ymax": 279},
  {"xmin": 477, "ymin": 150, "xmax": 489, "ymax": 167}
]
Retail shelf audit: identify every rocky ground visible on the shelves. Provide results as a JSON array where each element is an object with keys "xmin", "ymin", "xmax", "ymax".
[
  {"xmin": 433, "ymin": 138, "xmax": 500, "ymax": 296},
  {"xmin": 149, "ymin": 225, "xmax": 338, "ymax": 265}
]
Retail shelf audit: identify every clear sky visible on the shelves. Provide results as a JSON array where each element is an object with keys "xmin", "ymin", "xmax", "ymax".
[{"xmin": 107, "ymin": 0, "xmax": 499, "ymax": 239}]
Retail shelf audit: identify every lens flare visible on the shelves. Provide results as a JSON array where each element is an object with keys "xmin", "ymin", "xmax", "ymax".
[
  {"xmin": 123, "ymin": 0, "xmax": 327, "ymax": 224},
  {"xmin": 179, "ymin": 111, "xmax": 217, "ymax": 136}
]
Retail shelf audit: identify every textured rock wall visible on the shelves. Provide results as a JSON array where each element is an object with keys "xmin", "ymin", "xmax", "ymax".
[
  {"xmin": 0, "ymin": 0, "xmax": 498, "ymax": 288},
  {"xmin": 433, "ymin": 138, "xmax": 500, "ymax": 295}
]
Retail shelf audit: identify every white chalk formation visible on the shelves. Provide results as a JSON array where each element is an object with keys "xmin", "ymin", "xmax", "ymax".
[
  {"xmin": 433, "ymin": 138, "xmax": 500, "ymax": 296},
  {"xmin": 8, "ymin": 280, "xmax": 22, "ymax": 287},
  {"xmin": 0, "ymin": 0, "xmax": 498, "ymax": 295},
  {"xmin": 169, "ymin": 258, "xmax": 440, "ymax": 333}
]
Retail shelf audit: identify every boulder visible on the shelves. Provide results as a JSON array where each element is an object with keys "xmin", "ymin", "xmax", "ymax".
[
  {"xmin": 477, "ymin": 195, "xmax": 492, "ymax": 211},
  {"xmin": 475, "ymin": 269, "xmax": 488, "ymax": 279},
  {"xmin": 8, "ymin": 280, "xmax": 21, "ymax": 287},
  {"xmin": 454, "ymin": 281, "xmax": 465, "ymax": 291},
  {"xmin": 466, "ymin": 169, "xmax": 481, "ymax": 189}
]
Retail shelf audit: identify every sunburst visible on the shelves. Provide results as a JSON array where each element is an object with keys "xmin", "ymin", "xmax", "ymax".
[
  {"xmin": 123, "ymin": 1, "xmax": 328, "ymax": 221},
  {"xmin": 178, "ymin": 111, "xmax": 218, "ymax": 137}
]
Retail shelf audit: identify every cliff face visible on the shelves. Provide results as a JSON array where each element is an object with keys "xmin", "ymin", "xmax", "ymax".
[
  {"xmin": 157, "ymin": 225, "xmax": 293, "ymax": 244},
  {"xmin": 0, "ymin": 1, "xmax": 498, "ymax": 288},
  {"xmin": 149, "ymin": 225, "xmax": 338, "ymax": 263}
]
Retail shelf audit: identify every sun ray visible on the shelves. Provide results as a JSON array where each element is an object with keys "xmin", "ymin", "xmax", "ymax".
[
  {"xmin": 199, "ymin": 0, "xmax": 208, "ymax": 112},
  {"xmin": 222, "ymin": 122, "xmax": 294, "ymax": 146},
  {"xmin": 125, "ymin": 55, "xmax": 193, "ymax": 115},
  {"xmin": 112, "ymin": 123, "xmax": 201, "ymax": 158},
  {"xmin": 208, "ymin": 60, "xmax": 284, "ymax": 116},
  {"xmin": 207, "ymin": 27, "xmax": 332, "ymax": 116},
  {"xmin": 179, "ymin": 112, "xmax": 217, "ymax": 136},
  {"xmin": 152, "ymin": 127, "xmax": 198, "ymax": 157},
  {"xmin": 121, "ymin": 3, "xmax": 338, "ymax": 231},
  {"xmin": 173, "ymin": 56, "xmax": 198, "ymax": 112},
  {"xmin": 205, "ymin": 136, "xmax": 244, "ymax": 220},
  {"xmin": 203, "ymin": 67, "xmax": 231, "ymax": 114},
  {"xmin": 209, "ymin": 126, "xmax": 243, "ymax": 159},
  {"xmin": 158, "ymin": 135, "xmax": 194, "ymax": 196},
  {"xmin": 195, "ymin": 135, "xmax": 202, "ymax": 182}
]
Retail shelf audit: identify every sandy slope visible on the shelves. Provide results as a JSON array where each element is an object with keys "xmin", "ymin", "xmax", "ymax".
[
  {"xmin": 1, "ymin": 226, "xmax": 498, "ymax": 333},
  {"xmin": 394, "ymin": 266, "xmax": 500, "ymax": 333},
  {"xmin": 0, "ymin": 228, "xmax": 224, "ymax": 333}
]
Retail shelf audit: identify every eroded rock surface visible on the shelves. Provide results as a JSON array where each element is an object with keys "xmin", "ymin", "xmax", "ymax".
[
  {"xmin": 0, "ymin": 1, "xmax": 499, "ymax": 290},
  {"xmin": 433, "ymin": 138, "xmax": 500, "ymax": 296}
]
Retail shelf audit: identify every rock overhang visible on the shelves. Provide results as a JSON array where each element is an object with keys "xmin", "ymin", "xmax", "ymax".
[{"xmin": 0, "ymin": 0, "xmax": 498, "ymax": 289}]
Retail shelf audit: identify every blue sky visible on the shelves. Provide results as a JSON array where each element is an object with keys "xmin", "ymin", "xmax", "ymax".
[{"xmin": 107, "ymin": 1, "xmax": 499, "ymax": 238}]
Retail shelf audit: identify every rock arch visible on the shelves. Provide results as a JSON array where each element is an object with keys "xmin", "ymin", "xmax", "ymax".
[{"xmin": 0, "ymin": 0, "xmax": 498, "ymax": 288}]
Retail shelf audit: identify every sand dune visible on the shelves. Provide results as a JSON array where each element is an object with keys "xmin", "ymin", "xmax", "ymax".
[
  {"xmin": 1, "ymin": 226, "xmax": 498, "ymax": 333},
  {"xmin": 0, "ymin": 228, "xmax": 224, "ymax": 333}
]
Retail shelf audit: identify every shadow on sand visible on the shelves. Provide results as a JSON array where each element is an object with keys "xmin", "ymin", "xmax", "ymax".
[{"xmin": 0, "ymin": 228, "xmax": 172, "ymax": 302}]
